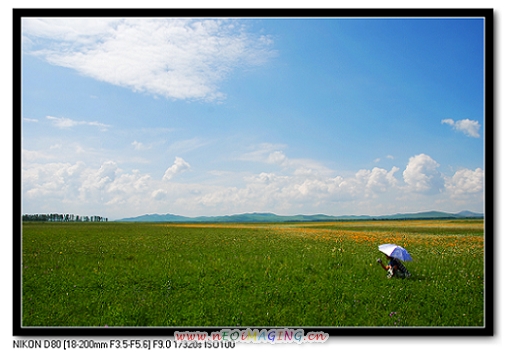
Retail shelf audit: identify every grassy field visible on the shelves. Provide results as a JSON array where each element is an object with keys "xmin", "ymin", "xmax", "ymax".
[{"xmin": 21, "ymin": 220, "xmax": 485, "ymax": 328}]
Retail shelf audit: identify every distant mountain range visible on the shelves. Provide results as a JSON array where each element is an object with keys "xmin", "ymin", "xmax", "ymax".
[{"xmin": 115, "ymin": 210, "xmax": 483, "ymax": 223}]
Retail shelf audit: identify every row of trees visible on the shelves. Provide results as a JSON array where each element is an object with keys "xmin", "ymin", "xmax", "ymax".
[{"xmin": 22, "ymin": 214, "xmax": 108, "ymax": 222}]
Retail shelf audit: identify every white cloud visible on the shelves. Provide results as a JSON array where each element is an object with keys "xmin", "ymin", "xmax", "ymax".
[
  {"xmin": 244, "ymin": 172, "xmax": 279, "ymax": 184},
  {"xmin": 374, "ymin": 155, "xmax": 394, "ymax": 164},
  {"xmin": 152, "ymin": 189, "xmax": 169, "ymax": 201},
  {"xmin": 78, "ymin": 161, "xmax": 119, "ymax": 200},
  {"xmin": 455, "ymin": 119, "xmax": 481, "ymax": 138},
  {"xmin": 22, "ymin": 149, "xmax": 54, "ymax": 162},
  {"xmin": 22, "ymin": 18, "xmax": 120, "ymax": 44},
  {"xmin": 361, "ymin": 167, "xmax": 399, "ymax": 193},
  {"xmin": 21, "ymin": 147, "xmax": 483, "ymax": 219},
  {"xmin": 132, "ymin": 141, "xmax": 151, "ymax": 151},
  {"xmin": 402, "ymin": 154, "xmax": 444, "ymax": 194},
  {"xmin": 240, "ymin": 143, "xmax": 334, "ymax": 178},
  {"xmin": 163, "ymin": 157, "xmax": 191, "ymax": 181},
  {"xmin": 294, "ymin": 178, "xmax": 334, "ymax": 198},
  {"xmin": 442, "ymin": 118, "xmax": 481, "ymax": 138},
  {"xmin": 239, "ymin": 143, "xmax": 287, "ymax": 163},
  {"xmin": 112, "ymin": 169, "xmax": 150, "ymax": 190},
  {"xmin": 445, "ymin": 168, "xmax": 484, "ymax": 197},
  {"xmin": 267, "ymin": 151, "xmax": 288, "ymax": 165},
  {"xmin": 196, "ymin": 186, "xmax": 242, "ymax": 208},
  {"xmin": 46, "ymin": 116, "xmax": 79, "ymax": 128},
  {"xmin": 23, "ymin": 159, "xmax": 156, "ymax": 215},
  {"xmin": 23, "ymin": 161, "xmax": 86, "ymax": 200},
  {"xmin": 23, "ymin": 18, "xmax": 275, "ymax": 102},
  {"xmin": 46, "ymin": 115, "xmax": 111, "ymax": 130}
]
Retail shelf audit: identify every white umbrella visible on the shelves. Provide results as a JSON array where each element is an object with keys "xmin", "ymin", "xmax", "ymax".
[{"xmin": 378, "ymin": 243, "xmax": 413, "ymax": 262}]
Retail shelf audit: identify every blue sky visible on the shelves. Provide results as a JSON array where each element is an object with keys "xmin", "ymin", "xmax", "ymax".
[{"xmin": 21, "ymin": 17, "xmax": 485, "ymax": 220}]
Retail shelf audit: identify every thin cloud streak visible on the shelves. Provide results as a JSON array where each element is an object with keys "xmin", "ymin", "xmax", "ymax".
[{"xmin": 46, "ymin": 116, "xmax": 111, "ymax": 130}]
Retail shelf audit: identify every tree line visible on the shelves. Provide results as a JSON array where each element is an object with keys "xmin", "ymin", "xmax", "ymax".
[{"xmin": 22, "ymin": 213, "xmax": 108, "ymax": 222}]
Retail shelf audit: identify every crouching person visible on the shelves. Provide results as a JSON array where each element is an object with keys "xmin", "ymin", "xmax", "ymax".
[{"xmin": 377, "ymin": 256, "xmax": 411, "ymax": 279}]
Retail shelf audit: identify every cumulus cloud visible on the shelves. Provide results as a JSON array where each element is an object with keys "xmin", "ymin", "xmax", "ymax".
[
  {"xmin": 23, "ymin": 161, "xmax": 86, "ymax": 201},
  {"xmin": 163, "ymin": 157, "xmax": 191, "ymax": 181},
  {"xmin": 23, "ymin": 18, "xmax": 275, "ymax": 101},
  {"xmin": 330, "ymin": 167, "xmax": 399, "ymax": 200},
  {"xmin": 21, "ymin": 147, "xmax": 483, "ymax": 219},
  {"xmin": 23, "ymin": 159, "xmax": 155, "ymax": 215},
  {"xmin": 361, "ymin": 167, "xmax": 399, "ymax": 193},
  {"xmin": 445, "ymin": 168, "xmax": 484, "ymax": 197},
  {"xmin": 78, "ymin": 161, "xmax": 119, "ymax": 200},
  {"xmin": 442, "ymin": 118, "xmax": 481, "ymax": 138},
  {"xmin": 240, "ymin": 164, "xmax": 398, "ymax": 208},
  {"xmin": 402, "ymin": 154, "xmax": 444, "ymax": 194}
]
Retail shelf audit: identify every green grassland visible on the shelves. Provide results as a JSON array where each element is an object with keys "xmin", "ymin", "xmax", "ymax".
[{"xmin": 21, "ymin": 220, "xmax": 484, "ymax": 327}]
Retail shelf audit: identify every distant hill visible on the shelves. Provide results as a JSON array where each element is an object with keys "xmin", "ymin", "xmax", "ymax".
[{"xmin": 115, "ymin": 210, "xmax": 483, "ymax": 223}]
